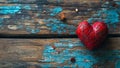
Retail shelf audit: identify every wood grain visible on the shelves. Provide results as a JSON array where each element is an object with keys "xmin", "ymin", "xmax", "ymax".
[{"xmin": 0, "ymin": 38, "xmax": 119, "ymax": 68}]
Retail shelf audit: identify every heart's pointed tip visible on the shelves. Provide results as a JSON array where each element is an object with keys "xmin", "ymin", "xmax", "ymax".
[{"xmin": 86, "ymin": 45, "xmax": 94, "ymax": 50}]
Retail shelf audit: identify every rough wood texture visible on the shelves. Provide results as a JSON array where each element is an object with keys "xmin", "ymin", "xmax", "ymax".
[
  {"xmin": 0, "ymin": 0, "xmax": 119, "ymax": 34},
  {"xmin": 0, "ymin": 38, "xmax": 119, "ymax": 68}
]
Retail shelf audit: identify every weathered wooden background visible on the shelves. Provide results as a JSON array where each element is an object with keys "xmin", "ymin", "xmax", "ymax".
[{"xmin": 0, "ymin": 0, "xmax": 120, "ymax": 68}]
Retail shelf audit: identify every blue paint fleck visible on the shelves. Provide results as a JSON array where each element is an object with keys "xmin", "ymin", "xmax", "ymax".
[
  {"xmin": 50, "ymin": 7, "xmax": 63, "ymax": 16},
  {"xmin": 0, "ymin": 6, "xmax": 21, "ymax": 14}
]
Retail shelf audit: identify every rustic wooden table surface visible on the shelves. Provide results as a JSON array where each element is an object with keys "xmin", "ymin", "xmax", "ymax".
[{"xmin": 0, "ymin": 0, "xmax": 120, "ymax": 68}]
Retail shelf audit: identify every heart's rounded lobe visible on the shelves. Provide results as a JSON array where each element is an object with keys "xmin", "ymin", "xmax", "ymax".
[{"xmin": 76, "ymin": 21, "xmax": 108, "ymax": 50}]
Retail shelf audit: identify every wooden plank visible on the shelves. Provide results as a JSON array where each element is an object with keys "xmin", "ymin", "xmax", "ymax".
[
  {"xmin": 0, "ymin": 38, "xmax": 120, "ymax": 68},
  {"xmin": 0, "ymin": 0, "xmax": 119, "ymax": 35}
]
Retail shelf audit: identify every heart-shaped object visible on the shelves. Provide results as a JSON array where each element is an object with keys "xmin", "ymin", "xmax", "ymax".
[{"xmin": 76, "ymin": 21, "xmax": 108, "ymax": 50}]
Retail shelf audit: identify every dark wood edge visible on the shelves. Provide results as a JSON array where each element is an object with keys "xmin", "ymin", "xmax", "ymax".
[{"xmin": 0, "ymin": 34, "xmax": 119, "ymax": 39}]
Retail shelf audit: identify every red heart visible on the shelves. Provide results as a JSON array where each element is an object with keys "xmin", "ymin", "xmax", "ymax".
[{"xmin": 76, "ymin": 21, "xmax": 108, "ymax": 50}]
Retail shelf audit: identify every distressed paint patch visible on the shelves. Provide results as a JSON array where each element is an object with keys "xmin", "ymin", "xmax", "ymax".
[
  {"xmin": 0, "ymin": 6, "xmax": 21, "ymax": 14},
  {"xmin": 50, "ymin": 7, "xmax": 63, "ymax": 16},
  {"xmin": 42, "ymin": 40, "xmax": 120, "ymax": 68},
  {"xmin": 43, "ymin": 47, "xmax": 120, "ymax": 68},
  {"xmin": 88, "ymin": 8, "xmax": 120, "ymax": 24},
  {"xmin": 88, "ymin": 1, "xmax": 120, "ymax": 25},
  {"xmin": 0, "ymin": 0, "xmax": 64, "ymax": 34}
]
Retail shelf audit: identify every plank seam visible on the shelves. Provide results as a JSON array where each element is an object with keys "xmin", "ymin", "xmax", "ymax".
[{"xmin": 0, "ymin": 34, "xmax": 119, "ymax": 39}]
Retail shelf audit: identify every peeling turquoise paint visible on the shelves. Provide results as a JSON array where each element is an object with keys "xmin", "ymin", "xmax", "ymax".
[
  {"xmin": 0, "ymin": 0, "xmax": 64, "ymax": 34},
  {"xmin": 0, "ymin": 6, "xmax": 64, "ymax": 34},
  {"xmin": 42, "ymin": 40, "xmax": 120, "ymax": 68},
  {"xmin": 0, "ymin": 5, "xmax": 31, "ymax": 14},
  {"xmin": 0, "ymin": 6, "xmax": 21, "ymax": 14},
  {"xmin": 88, "ymin": 8, "xmax": 120, "ymax": 24},
  {"xmin": 50, "ymin": 7, "xmax": 63, "ymax": 16},
  {"xmin": 88, "ymin": 1, "xmax": 120, "ymax": 25}
]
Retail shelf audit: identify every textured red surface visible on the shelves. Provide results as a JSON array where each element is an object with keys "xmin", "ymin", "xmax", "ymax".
[{"xmin": 76, "ymin": 21, "xmax": 108, "ymax": 50}]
